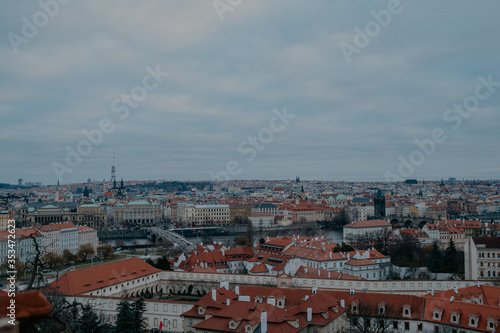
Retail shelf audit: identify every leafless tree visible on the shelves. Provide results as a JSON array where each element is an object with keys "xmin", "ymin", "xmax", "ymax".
[
  {"xmin": 26, "ymin": 232, "xmax": 45, "ymax": 290},
  {"xmin": 41, "ymin": 252, "xmax": 65, "ymax": 277},
  {"xmin": 97, "ymin": 244, "xmax": 114, "ymax": 261},
  {"xmin": 246, "ymin": 218, "xmax": 254, "ymax": 245},
  {"xmin": 347, "ymin": 301, "xmax": 397, "ymax": 333},
  {"xmin": 373, "ymin": 229, "xmax": 392, "ymax": 255},
  {"xmin": 155, "ymin": 238, "xmax": 175, "ymax": 257}
]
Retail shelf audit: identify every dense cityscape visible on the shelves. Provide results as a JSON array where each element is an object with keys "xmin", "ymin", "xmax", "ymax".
[
  {"xmin": 1, "ymin": 176, "xmax": 500, "ymax": 332},
  {"xmin": 2, "ymin": 1, "xmax": 500, "ymax": 332}
]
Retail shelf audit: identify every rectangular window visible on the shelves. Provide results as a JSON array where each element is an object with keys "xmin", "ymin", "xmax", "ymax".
[{"xmin": 405, "ymin": 322, "xmax": 410, "ymax": 330}]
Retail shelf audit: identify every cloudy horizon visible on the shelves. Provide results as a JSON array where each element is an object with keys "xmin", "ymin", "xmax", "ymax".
[{"xmin": 1, "ymin": 1, "xmax": 499, "ymax": 186}]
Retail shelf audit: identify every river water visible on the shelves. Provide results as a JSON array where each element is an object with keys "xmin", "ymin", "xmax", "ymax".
[
  {"xmin": 184, "ymin": 228, "xmax": 344, "ymax": 247},
  {"xmin": 102, "ymin": 228, "xmax": 344, "ymax": 248}
]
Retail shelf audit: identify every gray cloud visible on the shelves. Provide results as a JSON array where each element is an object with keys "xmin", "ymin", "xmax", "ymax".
[{"xmin": 1, "ymin": 0, "xmax": 499, "ymax": 184}]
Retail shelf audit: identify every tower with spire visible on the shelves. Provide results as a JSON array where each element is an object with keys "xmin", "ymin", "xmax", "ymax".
[{"xmin": 110, "ymin": 154, "xmax": 126, "ymax": 199}]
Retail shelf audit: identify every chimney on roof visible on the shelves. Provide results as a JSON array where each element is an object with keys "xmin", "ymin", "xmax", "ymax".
[
  {"xmin": 350, "ymin": 288, "xmax": 355, "ymax": 296},
  {"xmin": 428, "ymin": 289, "xmax": 434, "ymax": 296},
  {"xmin": 235, "ymin": 286, "xmax": 239, "ymax": 295},
  {"xmin": 267, "ymin": 296, "xmax": 276, "ymax": 306},
  {"xmin": 328, "ymin": 272, "xmax": 331, "ymax": 278},
  {"xmin": 212, "ymin": 289, "xmax": 217, "ymax": 302},
  {"xmin": 453, "ymin": 286, "xmax": 458, "ymax": 295},
  {"xmin": 318, "ymin": 269, "xmax": 321, "ymax": 276},
  {"xmin": 260, "ymin": 311, "xmax": 268, "ymax": 333},
  {"xmin": 312, "ymin": 286, "xmax": 318, "ymax": 295},
  {"xmin": 450, "ymin": 296, "xmax": 454, "ymax": 303},
  {"xmin": 305, "ymin": 268, "xmax": 308, "ymax": 274},
  {"xmin": 238, "ymin": 295, "xmax": 251, "ymax": 302},
  {"xmin": 307, "ymin": 308, "xmax": 312, "ymax": 322},
  {"xmin": 227, "ymin": 299, "xmax": 230, "ymax": 305}
]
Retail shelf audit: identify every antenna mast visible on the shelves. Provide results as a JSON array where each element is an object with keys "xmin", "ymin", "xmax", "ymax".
[{"xmin": 111, "ymin": 153, "xmax": 116, "ymax": 183}]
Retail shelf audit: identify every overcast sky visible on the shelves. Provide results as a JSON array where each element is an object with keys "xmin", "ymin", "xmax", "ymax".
[{"xmin": 1, "ymin": 1, "xmax": 499, "ymax": 185}]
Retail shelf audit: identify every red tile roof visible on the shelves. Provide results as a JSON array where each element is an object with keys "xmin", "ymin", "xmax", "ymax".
[
  {"xmin": 38, "ymin": 222, "xmax": 78, "ymax": 232},
  {"xmin": 263, "ymin": 236, "xmax": 293, "ymax": 248},
  {"xmin": 77, "ymin": 225, "xmax": 96, "ymax": 233},
  {"xmin": 345, "ymin": 219, "xmax": 391, "ymax": 228},
  {"xmin": 345, "ymin": 258, "xmax": 377, "ymax": 266},
  {"xmin": 192, "ymin": 301, "xmax": 303, "ymax": 332},
  {"xmin": 431, "ymin": 285, "xmax": 500, "ymax": 307},
  {"xmin": 225, "ymin": 247, "xmax": 254, "ymax": 257},
  {"xmin": 0, "ymin": 290, "xmax": 52, "ymax": 321},
  {"xmin": 0, "ymin": 228, "xmax": 41, "ymax": 240},
  {"xmin": 250, "ymin": 264, "xmax": 268, "ymax": 274},
  {"xmin": 47, "ymin": 257, "xmax": 160, "ymax": 295},
  {"xmin": 177, "ymin": 250, "xmax": 228, "ymax": 271}
]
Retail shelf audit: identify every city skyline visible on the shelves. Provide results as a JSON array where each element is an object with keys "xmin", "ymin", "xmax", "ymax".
[{"xmin": 1, "ymin": 1, "xmax": 500, "ymax": 185}]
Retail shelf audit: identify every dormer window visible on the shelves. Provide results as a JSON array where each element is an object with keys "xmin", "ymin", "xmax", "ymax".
[
  {"xmin": 469, "ymin": 313, "xmax": 480, "ymax": 328},
  {"xmin": 378, "ymin": 302, "xmax": 386, "ymax": 315},
  {"xmin": 351, "ymin": 300, "xmax": 360, "ymax": 314},
  {"xmin": 433, "ymin": 307, "xmax": 444, "ymax": 321},
  {"xmin": 402, "ymin": 304, "xmax": 412, "ymax": 318},
  {"xmin": 229, "ymin": 320, "xmax": 240, "ymax": 330},
  {"xmin": 450, "ymin": 310, "xmax": 461, "ymax": 324},
  {"xmin": 487, "ymin": 317, "xmax": 499, "ymax": 331},
  {"xmin": 198, "ymin": 306, "xmax": 206, "ymax": 315}
]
